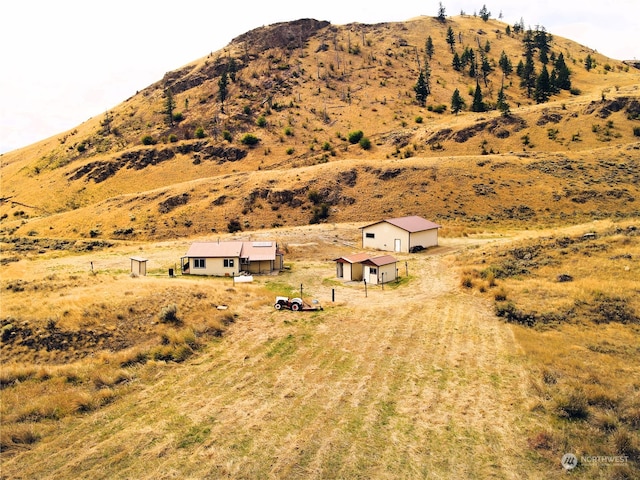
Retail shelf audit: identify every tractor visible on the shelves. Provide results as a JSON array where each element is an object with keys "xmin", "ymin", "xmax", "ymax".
[{"xmin": 273, "ymin": 296, "xmax": 322, "ymax": 311}]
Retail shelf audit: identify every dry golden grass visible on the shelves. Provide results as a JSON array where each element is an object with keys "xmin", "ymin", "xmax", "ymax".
[
  {"xmin": 1, "ymin": 16, "xmax": 639, "ymax": 240},
  {"xmin": 2, "ymin": 232, "xmax": 543, "ymax": 478},
  {"xmin": 458, "ymin": 219, "xmax": 640, "ymax": 478},
  {"xmin": 1, "ymin": 13, "xmax": 639, "ymax": 478}
]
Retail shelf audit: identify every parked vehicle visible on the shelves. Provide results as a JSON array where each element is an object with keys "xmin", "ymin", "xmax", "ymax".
[{"xmin": 273, "ymin": 296, "xmax": 323, "ymax": 311}]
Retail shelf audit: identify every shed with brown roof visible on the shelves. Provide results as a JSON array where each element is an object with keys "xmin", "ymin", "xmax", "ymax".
[
  {"xmin": 361, "ymin": 215, "xmax": 441, "ymax": 253},
  {"xmin": 333, "ymin": 253, "xmax": 397, "ymax": 283}
]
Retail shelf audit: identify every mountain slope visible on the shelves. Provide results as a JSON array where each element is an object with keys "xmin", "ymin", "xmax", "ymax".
[{"xmin": 1, "ymin": 15, "xmax": 639, "ymax": 240}]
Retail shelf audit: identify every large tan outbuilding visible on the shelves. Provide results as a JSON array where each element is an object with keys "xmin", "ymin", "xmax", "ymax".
[{"xmin": 361, "ymin": 215, "xmax": 441, "ymax": 253}]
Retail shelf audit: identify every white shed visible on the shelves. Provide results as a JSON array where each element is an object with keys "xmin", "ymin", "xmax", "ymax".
[
  {"xmin": 361, "ymin": 255, "xmax": 398, "ymax": 285},
  {"xmin": 361, "ymin": 215, "xmax": 441, "ymax": 253},
  {"xmin": 130, "ymin": 257, "xmax": 148, "ymax": 276}
]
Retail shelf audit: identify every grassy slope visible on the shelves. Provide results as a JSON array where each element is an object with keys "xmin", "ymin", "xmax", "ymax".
[
  {"xmin": 1, "ymin": 13, "xmax": 639, "ymax": 479},
  {"xmin": 2, "ymin": 232, "xmax": 539, "ymax": 479},
  {"xmin": 1, "ymin": 16, "xmax": 639, "ymax": 239}
]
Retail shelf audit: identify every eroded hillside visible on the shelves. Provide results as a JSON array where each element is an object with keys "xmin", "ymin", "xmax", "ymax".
[{"xmin": 1, "ymin": 15, "xmax": 639, "ymax": 241}]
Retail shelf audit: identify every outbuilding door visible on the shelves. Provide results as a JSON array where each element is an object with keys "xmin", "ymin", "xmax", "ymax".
[{"xmin": 394, "ymin": 239, "xmax": 401, "ymax": 252}]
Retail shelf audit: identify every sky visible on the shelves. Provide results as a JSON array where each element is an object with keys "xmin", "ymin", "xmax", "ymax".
[{"xmin": 1, "ymin": 0, "xmax": 637, "ymax": 154}]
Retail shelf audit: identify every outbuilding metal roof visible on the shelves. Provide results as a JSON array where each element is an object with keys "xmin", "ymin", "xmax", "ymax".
[
  {"xmin": 185, "ymin": 241, "xmax": 279, "ymax": 261},
  {"xmin": 362, "ymin": 255, "xmax": 397, "ymax": 267},
  {"xmin": 334, "ymin": 252, "xmax": 372, "ymax": 264},
  {"xmin": 362, "ymin": 215, "xmax": 441, "ymax": 233}
]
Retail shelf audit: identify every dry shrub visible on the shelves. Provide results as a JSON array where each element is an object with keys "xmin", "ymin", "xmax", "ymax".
[
  {"xmin": 527, "ymin": 430, "xmax": 557, "ymax": 450},
  {"xmin": 91, "ymin": 368, "xmax": 133, "ymax": 389},
  {"xmin": 159, "ymin": 304, "xmax": 180, "ymax": 324},
  {"xmin": 554, "ymin": 389, "xmax": 589, "ymax": 420},
  {"xmin": 0, "ymin": 423, "xmax": 41, "ymax": 451},
  {"xmin": 590, "ymin": 411, "xmax": 619, "ymax": 433},
  {"xmin": 612, "ymin": 429, "xmax": 640, "ymax": 460},
  {"xmin": 0, "ymin": 364, "xmax": 39, "ymax": 387}
]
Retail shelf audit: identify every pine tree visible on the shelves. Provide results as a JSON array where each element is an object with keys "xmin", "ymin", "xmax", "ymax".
[
  {"xmin": 451, "ymin": 88, "xmax": 465, "ymax": 115},
  {"xmin": 554, "ymin": 53, "xmax": 571, "ymax": 90},
  {"xmin": 452, "ymin": 52, "xmax": 462, "ymax": 71},
  {"xmin": 534, "ymin": 27, "xmax": 551, "ymax": 64},
  {"xmin": 164, "ymin": 88, "xmax": 176, "ymax": 126},
  {"xmin": 425, "ymin": 36, "xmax": 434, "ymax": 60},
  {"xmin": 534, "ymin": 65, "xmax": 551, "ymax": 103},
  {"xmin": 228, "ymin": 57, "xmax": 238, "ymax": 82},
  {"xmin": 585, "ymin": 54, "xmax": 595, "ymax": 71},
  {"xmin": 499, "ymin": 51, "xmax": 513, "ymax": 77},
  {"xmin": 446, "ymin": 26, "xmax": 456, "ymax": 53},
  {"xmin": 497, "ymin": 86, "xmax": 510, "ymax": 116},
  {"xmin": 437, "ymin": 2, "xmax": 446, "ymax": 23},
  {"xmin": 471, "ymin": 82, "xmax": 485, "ymax": 112},
  {"xmin": 479, "ymin": 4, "xmax": 490, "ymax": 21},
  {"xmin": 520, "ymin": 50, "xmax": 536, "ymax": 98},
  {"xmin": 481, "ymin": 53, "xmax": 493, "ymax": 86},
  {"xmin": 414, "ymin": 69, "xmax": 429, "ymax": 106},
  {"xmin": 218, "ymin": 70, "xmax": 229, "ymax": 113}
]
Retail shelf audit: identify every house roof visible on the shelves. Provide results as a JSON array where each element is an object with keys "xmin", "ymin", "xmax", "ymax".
[
  {"xmin": 241, "ymin": 242, "xmax": 277, "ymax": 261},
  {"xmin": 185, "ymin": 241, "xmax": 277, "ymax": 261},
  {"xmin": 362, "ymin": 255, "xmax": 397, "ymax": 267},
  {"xmin": 334, "ymin": 252, "xmax": 372, "ymax": 264},
  {"xmin": 362, "ymin": 215, "xmax": 441, "ymax": 233}
]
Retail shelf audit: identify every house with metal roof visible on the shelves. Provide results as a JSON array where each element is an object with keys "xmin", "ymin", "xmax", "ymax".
[
  {"xmin": 361, "ymin": 215, "xmax": 441, "ymax": 253},
  {"xmin": 334, "ymin": 253, "xmax": 397, "ymax": 284},
  {"xmin": 181, "ymin": 241, "xmax": 284, "ymax": 276}
]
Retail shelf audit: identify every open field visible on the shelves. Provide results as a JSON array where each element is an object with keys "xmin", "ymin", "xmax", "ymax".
[
  {"xmin": 1, "ymin": 13, "xmax": 639, "ymax": 479},
  {"xmin": 2, "ymin": 221, "xmax": 638, "ymax": 478}
]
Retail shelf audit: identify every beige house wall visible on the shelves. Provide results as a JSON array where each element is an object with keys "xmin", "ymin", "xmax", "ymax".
[
  {"xmin": 410, "ymin": 229, "xmax": 439, "ymax": 248},
  {"xmin": 362, "ymin": 223, "xmax": 410, "ymax": 252},
  {"xmin": 364, "ymin": 262, "xmax": 397, "ymax": 284},
  {"xmin": 189, "ymin": 257, "xmax": 239, "ymax": 276}
]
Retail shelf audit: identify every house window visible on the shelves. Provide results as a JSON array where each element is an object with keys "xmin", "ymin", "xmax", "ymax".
[
  {"xmin": 194, "ymin": 258, "xmax": 206, "ymax": 269},
  {"xmin": 241, "ymin": 257, "xmax": 250, "ymax": 265},
  {"xmin": 224, "ymin": 258, "xmax": 235, "ymax": 268},
  {"xmin": 369, "ymin": 267, "xmax": 377, "ymax": 275},
  {"xmin": 365, "ymin": 233, "xmax": 375, "ymax": 239}
]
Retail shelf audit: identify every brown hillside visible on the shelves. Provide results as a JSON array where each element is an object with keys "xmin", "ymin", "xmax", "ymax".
[{"xmin": 1, "ymin": 15, "xmax": 639, "ymax": 241}]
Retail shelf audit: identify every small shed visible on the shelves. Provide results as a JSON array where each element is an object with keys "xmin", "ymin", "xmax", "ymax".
[
  {"xmin": 361, "ymin": 255, "xmax": 398, "ymax": 285},
  {"xmin": 334, "ymin": 252, "xmax": 372, "ymax": 281},
  {"xmin": 130, "ymin": 257, "xmax": 148, "ymax": 276}
]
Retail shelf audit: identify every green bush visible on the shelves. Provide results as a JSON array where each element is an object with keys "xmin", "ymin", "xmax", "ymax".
[
  {"xmin": 310, "ymin": 203, "xmax": 330, "ymax": 224},
  {"xmin": 415, "ymin": 116, "xmax": 423, "ymax": 123},
  {"xmin": 359, "ymin": 137, "xmax": 371, "ymax": 150},
  {"xmin": 168, "ymin": 134, "xmax": 178, "ymax": 143},
  {"xmin": 172, "ymin": 112, "xmax": 184, "ymax": 122},
  {"xmin": 141, "ymin": 135, "xmax": 155, "ymax": 145},
  {"xmin": 240, "ymin": 134, "xmax": 260, "ymax": 146},
  {"xmin": 256, "ymin": 116, "xmax": 267, "ymax": 127},
  {"xmin": 348, "ymin": 130, "xmax": 364, "ymax": 144},
  {"xmin": 222, "ymin": 130, "xmax": 232, "ymax": 142},
  {"xmin": 227, "ymin": 219, "xmax": 242, "ymax": 233},
  {"xmin": 633, "ymin": 127, "xmax": 640, "ymax": 137},
  {"xmin": 194, "ymin": 127, "xmax": 205, "ymax": 139}
]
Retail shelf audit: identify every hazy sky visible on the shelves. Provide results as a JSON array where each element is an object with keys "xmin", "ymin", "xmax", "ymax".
[{"xmin": 1, "ymin": 0, "xmax": 637, "ymax": 154}]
